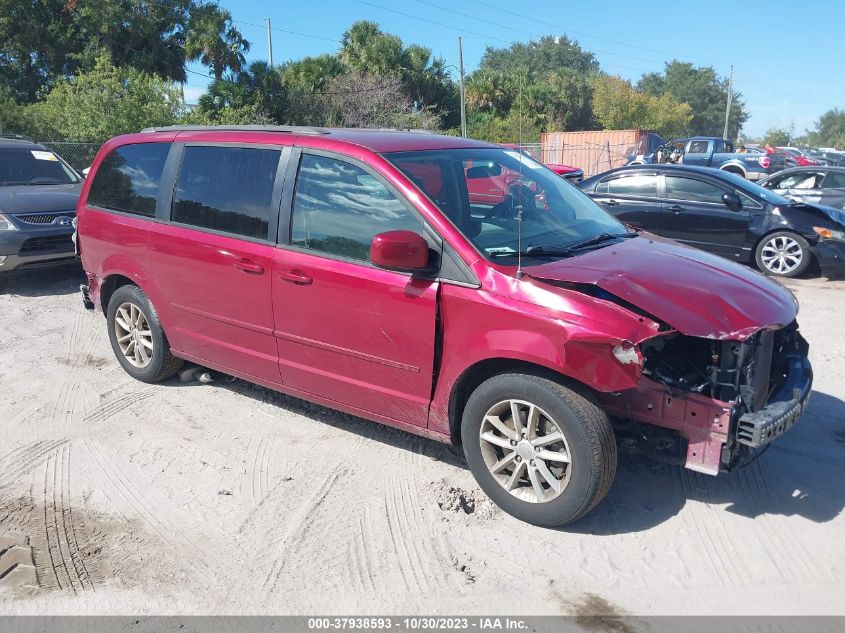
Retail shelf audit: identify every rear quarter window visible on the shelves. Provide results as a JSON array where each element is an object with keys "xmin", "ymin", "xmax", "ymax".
[
  {"xmin": 171, "ymin": 145, "xmax": 281, "ymax": 240},
  {"xmin": 87, "ymin": 143, "xmax": 171, "ymax": 216}
]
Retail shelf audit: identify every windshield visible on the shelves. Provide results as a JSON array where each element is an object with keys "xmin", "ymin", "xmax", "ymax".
[
  {"xmin": 384, "ymin": 148, "xmax": 628, "ymax": 264},
  {"xmin": 0, "ymin": 147, "xmax": 80, "ymax": 186},
  {"xmin": 718, "ymin": 170, "xmax": 793, "ymax": 205}
]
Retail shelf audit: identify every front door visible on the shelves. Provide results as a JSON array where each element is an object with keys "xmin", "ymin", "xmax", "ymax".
[
  {"xmin": 656, "ymin": 174, "xmax": 751, "ymax": 259},
  {"xmin": 590, "ymin": 172, "xmax": 662, "ymax": 231},
  {"xmin": 272, "ymin": 151, "xmax": 438, "ymax": 427},
  {"xmin": 149, "ymin": 143, "xmax": 286, "ymax": 384}
]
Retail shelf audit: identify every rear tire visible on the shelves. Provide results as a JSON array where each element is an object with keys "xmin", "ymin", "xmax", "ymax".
[
  {"xmin": 755, "ymin": 231, "xmax": 811, "ymax": 278},
  {"xmin": 461, "ymin": 373, "xmax": 617, "ymax": 527},
  {"xmin": 106, "ymin": 285, "xmax": 183, "ymax": 383}
]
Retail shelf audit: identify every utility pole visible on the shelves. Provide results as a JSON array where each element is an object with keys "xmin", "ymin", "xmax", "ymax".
[
  {"xmin": 267, "ymin": 17, "xmax": 274, "ymax": 67},
  {"xmin": 458, "ymin": 36, "xmax": 467, "ymax": 138},
  {"xmin": 723, "ymin": 64, "xmax": 734, "ymax": 141}
]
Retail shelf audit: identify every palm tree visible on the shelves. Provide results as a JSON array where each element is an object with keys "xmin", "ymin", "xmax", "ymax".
[{"xmin": 185, "ymin": 5, "xmax": 250, "ymax": 81}]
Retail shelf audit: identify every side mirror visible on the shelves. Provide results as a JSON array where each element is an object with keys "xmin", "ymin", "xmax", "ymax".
[
  {"xmin": 722, "ymin": 192, "xmax": 742, "ymax": 210},
  {"xmin": 370, "ymin": 230, "xmax": 430, "ymax": 272}
]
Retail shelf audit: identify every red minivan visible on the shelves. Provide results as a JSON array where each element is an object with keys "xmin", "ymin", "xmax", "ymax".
[{"xmin": 76, "ymin": 126, "xmax": 812, "ymax": 526}]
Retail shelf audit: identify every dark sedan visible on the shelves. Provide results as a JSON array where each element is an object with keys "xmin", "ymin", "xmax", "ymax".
[
  {"xmin": 759, "ymin": 166, "xmax": 845, "ymax": 211},
  {"xmin": 0, "ymin": 138, "xmax": 82, "ymax": 273},
  {"xmin": 578, "ymin": 164, "xmax": 845, "ymax": 279}
]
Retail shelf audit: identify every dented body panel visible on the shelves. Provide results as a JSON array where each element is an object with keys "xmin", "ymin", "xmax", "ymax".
[{"xmin": 527, "ymin": 233, "xmax": 798, "ymax": 340}]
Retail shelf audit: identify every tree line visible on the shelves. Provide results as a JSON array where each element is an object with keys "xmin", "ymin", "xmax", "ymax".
[{"xmin": 1, "ymin": 1, "xmax": 837, "ymax": 148}]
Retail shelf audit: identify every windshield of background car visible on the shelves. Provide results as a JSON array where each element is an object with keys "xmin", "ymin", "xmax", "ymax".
[
  {"xmin": 384, "ymin": 148, "xmax": 627, "ymax": 264},
  {"xmin": 719, "ymin": 170, "xmax": 793, "ymax": 206},
  {"xmin": 0, "ymin": 148, "xmax": 80, "ymax": 186}
]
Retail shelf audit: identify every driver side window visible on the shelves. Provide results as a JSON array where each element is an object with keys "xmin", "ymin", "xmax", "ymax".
[{"xmin": 290, "ymin": 154, "xmax": 424, "ymax": 262}]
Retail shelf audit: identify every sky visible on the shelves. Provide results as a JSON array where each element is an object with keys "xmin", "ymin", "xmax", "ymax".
[{"xmin": 184, "ymin": 0, "xmax": 845, "ymax": 139}]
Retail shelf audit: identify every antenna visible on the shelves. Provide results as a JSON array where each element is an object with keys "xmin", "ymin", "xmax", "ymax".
[{"xmin": 515, "ymin": 73, "xmax": 525, "ymax": 280}]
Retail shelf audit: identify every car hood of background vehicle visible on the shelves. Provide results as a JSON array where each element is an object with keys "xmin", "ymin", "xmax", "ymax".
[
  {"xmin": 0, "ymin": 183, "xmax": 82, "ymax": 214},
  {"xmin": 527, "ymin": 234, "xmax": 798, "ymax": 340}
]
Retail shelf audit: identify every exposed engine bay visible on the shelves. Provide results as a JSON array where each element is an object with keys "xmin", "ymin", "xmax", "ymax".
[
  {"xmin": 641, "ymin": 324, "xmax": 804, "ymax": 414},
  {"xmin": 602, "ymin": 322, "xmax": 812, "ymax": 475}
]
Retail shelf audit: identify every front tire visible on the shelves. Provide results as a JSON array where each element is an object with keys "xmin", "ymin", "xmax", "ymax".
[
  {"xmin": 755, "ymin": 231, "xmax": 811, "ymax": 278},
  {"xmin": 107, "ymin": 285, "xmax": 183, "ymax": 383},
  {"xmin": 461, "ymin": 373, "xmax": 617, "ymax": 527}
]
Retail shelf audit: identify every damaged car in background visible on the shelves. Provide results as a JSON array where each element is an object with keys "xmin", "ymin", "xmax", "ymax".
[{"xmin": 77, "ymin": 129, "xmax": 812, "ymax": 527}]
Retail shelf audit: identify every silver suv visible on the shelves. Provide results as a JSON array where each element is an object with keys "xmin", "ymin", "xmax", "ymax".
[{"xmin": 0, "ymin": 136, "xmax": 83, "ymax": 272}]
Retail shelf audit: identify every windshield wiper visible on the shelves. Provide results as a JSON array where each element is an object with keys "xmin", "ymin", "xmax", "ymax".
[
  {"xmin": 489, "ymin": 245, "xmax": 574, "ymax": 258},
  {"xmin": 565, "ymin": 232, "xmax": 638, "ymax": 252}
]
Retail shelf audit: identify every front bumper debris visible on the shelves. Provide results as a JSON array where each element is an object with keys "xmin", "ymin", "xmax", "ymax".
[{"xmin": 736, "ymin": 354, "xmax": 812, "ymax": 447}]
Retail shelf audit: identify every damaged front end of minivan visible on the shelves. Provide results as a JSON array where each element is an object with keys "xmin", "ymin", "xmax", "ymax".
[
  {"xmin": 527, "ymin": 237, "xmax": 813, "ymax": 475},
  {"xmin": 599, "ymin": 322, "xmax": 812, "ymax": 475}
]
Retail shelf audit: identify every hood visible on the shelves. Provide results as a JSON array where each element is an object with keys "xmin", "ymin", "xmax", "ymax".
[
  {"xmin": 527, "ymin": 234, "xmax": 797, "ymax": 340},
  {"xmin": 0, "ymin": 183, "xmax": 82, "ymax": 214},
  {"xmin": 809, "ymin": 203, "xmax": 845, "ymax": 226}
]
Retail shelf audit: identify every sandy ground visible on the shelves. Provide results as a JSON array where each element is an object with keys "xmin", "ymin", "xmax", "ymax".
[{"xmin": 0, "ymin": 265, "xmax": 843, "ymax": 616}]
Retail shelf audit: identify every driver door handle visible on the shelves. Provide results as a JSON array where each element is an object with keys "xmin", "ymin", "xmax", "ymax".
[
  {"xmin": 601, "ymin": 199, "xmax": 619, "ymax": 207},
  {"xmin": 668, "ymin": 204, "xmax": 685, "ymax": 213},
  {"xmin": 233, "ymin": 258, "xmax": 265, "ymax": 274},
  {"xmin": 278, "ymin": 269, "xmax": 313, "ymax": 285}
]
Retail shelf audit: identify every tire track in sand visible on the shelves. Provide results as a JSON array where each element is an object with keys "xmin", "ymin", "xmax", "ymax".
[
  {"xmin": 35, "ymin": 443, "xmax": 95, "ymax": 593},
  {"xmin": 0, "ymin": 440, "xmax": 69, "ymax": 490},
  {"xmin": 676, "ymin": 467, "xmax": 754, "ymax": 587},
  {"xmin": 81, "ymin": 439, "xmax": 213, "ymax": 585},
  {"xmin": 262, "ymin": 468, "xmax": 344, "ymax": 594}
]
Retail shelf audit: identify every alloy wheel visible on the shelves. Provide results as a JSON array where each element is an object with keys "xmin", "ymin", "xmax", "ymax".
[
  {"xmin": 760, "ymin": 235, "xmax": 803, "ymax": 275},
  {"xmin": 114, "ymin": 302, "xmax": 154, "ymax": 369},
  {"xmin": 478, "ymin": 399, "xmax": 572, "ymax": 503}
]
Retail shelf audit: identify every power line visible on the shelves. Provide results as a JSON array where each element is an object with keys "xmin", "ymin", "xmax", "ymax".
[
  {"xmin": 464, "ymin": 0, "xmax": 734, "ymax": 67},
  {"xmin": 411, "ymin": 0, "xmax": 672, "ymax": 66},
  {"xmin": 350, "ymin": 0, "xmax": 512, "ymax": 45}
]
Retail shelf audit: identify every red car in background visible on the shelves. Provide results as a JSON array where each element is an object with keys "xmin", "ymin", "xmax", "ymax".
[{"xmin": 778, "ymin": 148, "xmax": 820, "ymax": 167}]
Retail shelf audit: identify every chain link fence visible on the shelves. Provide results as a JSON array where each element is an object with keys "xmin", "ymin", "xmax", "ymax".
[{"xmin": 36, "ymin": 141, "xmax": 101, "ymax": 172}]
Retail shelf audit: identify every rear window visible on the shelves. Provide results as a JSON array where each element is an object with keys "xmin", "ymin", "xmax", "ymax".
[
  {"xmin": 88, "ymin": 143, "xmax": 171, "ymax": 216},
  {"xmin": 665, "ymin": 176, "xmax": 725, "ymax": 204},
  {"xmin": 0, "ymin": 147, "xmax": 80, "ymax": 186},
  {"xmin": 172, "ymin": 145, "xmax": 281, "ymax": 240}
]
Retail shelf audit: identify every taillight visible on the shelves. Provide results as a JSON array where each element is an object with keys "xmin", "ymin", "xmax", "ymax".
[{"xmin": 759, "ymin": 155, "xmax": 771, "ymax": 169}]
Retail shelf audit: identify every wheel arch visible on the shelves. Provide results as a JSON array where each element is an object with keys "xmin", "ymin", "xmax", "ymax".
[
  {"xmin": 719, "ymin": 162, "xmax": 747, "ymax": 177},
  {"xmin": 100, "ymin": 273, "xmax": 137, "ymax": 316},
  {"xmin": 447, "ymin": 358, "xmax": 599, "ymax": 444}
]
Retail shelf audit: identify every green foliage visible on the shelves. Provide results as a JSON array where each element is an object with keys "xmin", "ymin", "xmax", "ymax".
[
  {"xmin": 806, "ymin": 109, "xmax": 845, "ymax": 149},
  {"xmin": 638, "ymin": 61, "xmax": 746, "ymax": 139},
  {"xmin": 467, "ymin": 110, "xmax": 541, "ymax": 144},
  {"xmin": 465, "ymin": 36, "xmax": 598, "ymax": 137},
  {"xmin": 761, "ymin": 127, "xmax": 793, "ymax": 147},
  {"xmin": 592, "ymin": 75, "xmax": 692, "ymax": 138},
  {"xmin": 185, "ymin": 4, "xmax": 249, "ymax": 80},
  {"xmin": 0, "ymin": 0, "xmax": 247, "ymax": 102},
  {"xmin": 28, "ymin": 56, "xmax": 184, "ymax": 142}
]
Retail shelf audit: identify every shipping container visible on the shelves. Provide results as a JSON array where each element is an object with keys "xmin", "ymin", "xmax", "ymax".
[{"xmin": 541, "ymin": 129, "xmax": 654, "ymax": 177}]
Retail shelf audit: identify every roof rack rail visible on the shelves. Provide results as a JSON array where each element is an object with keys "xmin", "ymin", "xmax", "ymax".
[
  {"xmin": 140, "ymin": 124, "xmax": 330, "ymax": 135},
  {"xmin": 334, "ymin": 127, "xmax": 436, "ymax": 134},
  {"xmin": 0, "ymin": 133, "xmax": 35, "ymax": 142}
]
